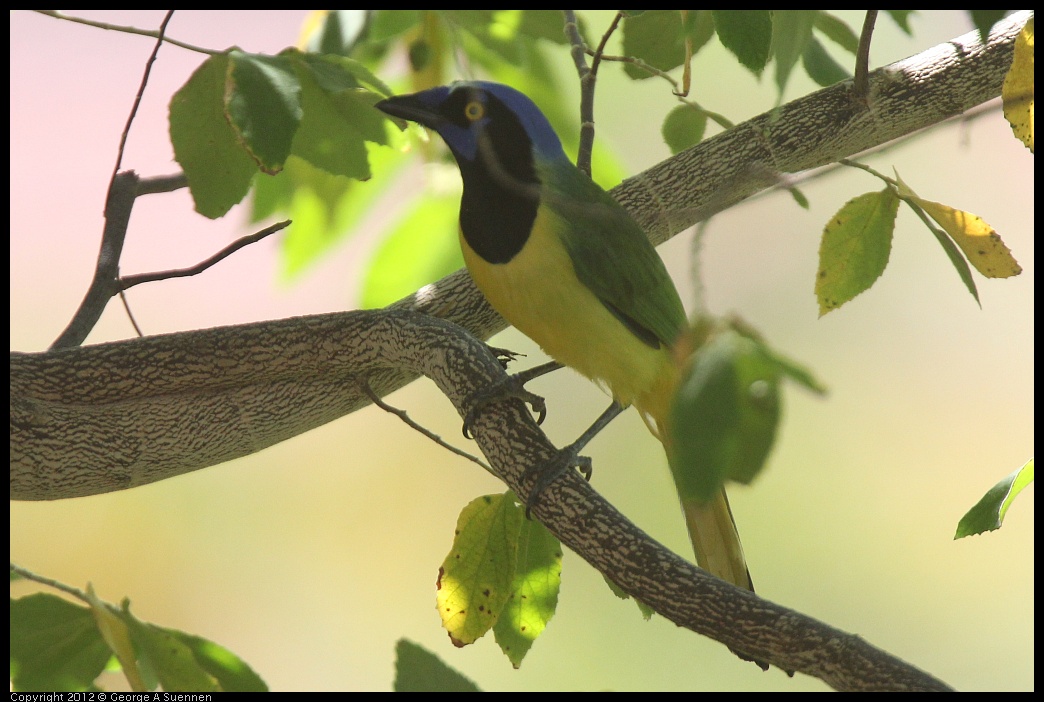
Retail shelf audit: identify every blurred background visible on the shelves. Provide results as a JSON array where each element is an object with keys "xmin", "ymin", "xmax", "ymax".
[{"xmin": 10, "ymin": 10, "xmax": 1033, "ymax": 691}]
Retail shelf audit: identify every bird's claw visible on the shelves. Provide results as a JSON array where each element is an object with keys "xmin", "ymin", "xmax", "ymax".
[
  {"xmin": 462, "ymin": 376, "xmax": 547, "ymax": 439},
  {"xmin": 522, "ymin": 444, "xmax": 593, "ymax": 518},
  {"xmin": 487, "ymin": 345, "xmax": 526, "ymax": 370}
]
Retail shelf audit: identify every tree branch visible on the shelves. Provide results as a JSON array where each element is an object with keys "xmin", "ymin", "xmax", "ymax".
[
  {"xmin": 616, "ymin": 11, "xmax": 1027, "ymax": 246},
  {"xmin": 9, "ymin": 307, "xmax": 953, "ymax": 689},
  {"xmin": 13, "ymin": 4, "xmax": 1025, "ymax": 500}
]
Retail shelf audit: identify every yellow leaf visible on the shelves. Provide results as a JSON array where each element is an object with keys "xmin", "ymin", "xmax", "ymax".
[
  {"xmin": 435, "ymin": 494, "xmax": 523, "ymax": 647},
  {"xmin": 85, "ymin": 586, "xmax": 146, "ymax": 692},
  {"xmin": 895, "ymin": 173, "xmax": 1021, "ymax": 279},
  {"xmin": 1003, "ymin": 17, "xmax": 1034, "ymax": 153}
]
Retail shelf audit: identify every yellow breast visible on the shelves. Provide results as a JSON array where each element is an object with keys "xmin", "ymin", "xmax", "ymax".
[{"xmin": 460, "ymin": 206, "xmax": 675, "ymax": 425}]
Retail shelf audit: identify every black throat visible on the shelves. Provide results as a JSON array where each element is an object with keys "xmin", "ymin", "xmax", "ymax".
[{"xmin": 457, "ymin": 129, "xmax": 540, "ymax": 265}]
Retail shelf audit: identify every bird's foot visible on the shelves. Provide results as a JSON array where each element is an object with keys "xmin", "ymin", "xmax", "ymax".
[
  {"xmin": 462, "ymin": 374, "xmax": 548, "ymax": 440},
  {"xmin": 462, "ymin": 358, "xmax": 562, "ymax": 439},
  {"xmin": 522, "ymin": 439, "xmax": 594, "ymax": 517}
]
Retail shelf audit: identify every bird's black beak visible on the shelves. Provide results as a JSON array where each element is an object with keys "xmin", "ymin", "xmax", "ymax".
[{"xmin": 375, "ymin": 93, "xmax": 444, "ymax": 130}]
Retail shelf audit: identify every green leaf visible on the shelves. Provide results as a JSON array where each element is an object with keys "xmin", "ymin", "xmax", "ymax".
[
  {"xmin": 956, "ymin": 460, "xmax": 1034, "ymax": 538},
  {"xmin": 743, "ymin": 337, "xmax": 827, "ymax": 397},
  {"xmin": 123, "ymin": 615, "xmax": 219, "ymax": 693},
  {"xmin": 359, "ymin": 187, "xmax": 464, "ymax": 308},
  {"xmin": 911, "ymin": 202, "xmax": 982, "ymax": 306},
  {"xmin": 802, "ymin": 37, "xmax": 851, "ymax": 87},
  {"xmin": 393, "ymin": 639, "xmax": 481, "ymax": 692},
  {"xmin": 771, "ymin": 10, "xmax": 817, "ymax": 95},
  {"xmin": 789, "ymin": 185, "xmax": 810, "ymax": 209},
  {"xmin": 668, "ymin": 331, "xmax": 783, "ymax": 503},
  {"xmin": 85, "ymin": 588, "xmax": 145, "ymax": 691},
  {"xmin": 602, "ymin": 576, "xmax": 655, "ymax": 619},
  {"xmin": 815, "ymin": 188, "xmax": 899, "ymax": 316},
  {"xmin": 969, "ymin": 10, "xmax": 1010, "ymax": 43},
  {"xmin": 226, "ymin": 51, "xmax": 304, "ymax": 175},
  {"xmin": 445, "ymin": 10, "xmax": 527, "ymax": 65},
  {"xmin": 884, "ymin": 10, "xmax": 916, "ymax": 35},
  {"xmin": 174, "ymin": 633, "xmax": 268, "ymax": 692},
  {"xmin": 661, "ymin": 104, "xmax": 707, "ymax": 154},
  {"xmin": 368, "ymin": 10, "xmax": 422, "ymax": 42},
  {"xmin": 10, "ymin": 593, "xmax": 113, "ymax": 691},
  {"xmin": 289, "ymin": 54, "xmax": 388, "ymax": 180},
  {"xmin": 493, "ymin": 516, "xmax": 563, "ymax": 668},
  {"xmin": 436, "ymin": 494, "xmax": 524, "ymax": 646},
  {"xmin": 261, "ymin": 159, "xmax": 353, "ymax": 275},
  {"xmin": 299, "ymin": 10, "xmax": 370, "ymax": 57},
  {"xmin": 513, "ymin": 10, "xmax": 572, "ymax": 43},
  {"xmin": 319, "ymin": 54, "xmax": 396, "ymax": 98},
  {"xmin": 622, "ymin": 11, "xmax": 685, "ymax": 77},
  {"xmin": 712, "ymin": 10, "xmax": 772, "ymax": 75},
  {"xmin": 621, "ymin": 10, "xmax": 714, "ymax": 79},
  {"xmin": 169, "ymin": 53, "xmax": 258, "ymax": 219},
  {"xmin": 813, "ymin": 12, "xmax": 859, "ymax": 54}
]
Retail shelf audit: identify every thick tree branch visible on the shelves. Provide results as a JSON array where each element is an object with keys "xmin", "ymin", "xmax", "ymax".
[
  {"xmin": 9, "ymin": 307, "xmax": 953, "ymax": 689},
  {"xmin": 618, "ymin": 11, "xmax": 1028, "ymax": 245},
  {"xmin": 13, "ymin": 11, "xmax": 1027, "ymax": 498}
]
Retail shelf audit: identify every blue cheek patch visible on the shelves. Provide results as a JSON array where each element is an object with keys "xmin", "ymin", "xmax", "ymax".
[{"xmin": 437, "ymin": 119, "xmax": 488, "ymax": 161}]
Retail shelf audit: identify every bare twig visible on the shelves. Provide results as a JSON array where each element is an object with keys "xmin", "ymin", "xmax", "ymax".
[
  {"xmin": 50, "ymin": 170, "xmax": 141, "ymax": 350},
  {"xmin": 31, "ymin": 10, "xmax": 217, "ymax": 55},
  {"xmin": 118, "ymin": 220, "xmax": 291, "ymax": 290},
  {"xmin": 563, "ymin": 10, "xmax": 626, "ymax": 177},
  {"xmin": 135, "ymin": 172, "xmax": 189, "ymax": 196},
  {"xmin": 588, "ymin": 11, "xmax": 623, "ymax": 83},
  {"xmin": 111, "ymin": 10, "xmax": 175, "ymax": 182},
  {"xmin": 853, "ymin": 10, "xmax": 879, "ymax": 99},
  {"xmin": 355, "ymin": 375, "xmax": 495, "ymax": 476},
  {"xmin": 50, "ymin": 12, "xmax": 177, "ymax": 349},
  {"xmin": 118, "ymin": 289, "xmax": 146, "ymax": 337},
  {"xmin": 562, "ymin": 10, "xmax": 593, "ymax": 176},
  {"xmin": 10, "ymin": 562, "xmax": 90, "ymax": 603},
  {"xmin": 562, "ymin": 10, "xmax": 589, "ymax": 83}
]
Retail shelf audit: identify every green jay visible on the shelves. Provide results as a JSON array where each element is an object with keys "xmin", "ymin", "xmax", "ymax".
[{"xmin": 376, "ymin": 81, "xmax": 753, "ymax": 591}]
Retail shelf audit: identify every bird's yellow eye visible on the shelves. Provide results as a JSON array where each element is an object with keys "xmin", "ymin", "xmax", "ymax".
[{"xmin": 464, "ymin": 101, "xmax": 485, "ymax": 122}]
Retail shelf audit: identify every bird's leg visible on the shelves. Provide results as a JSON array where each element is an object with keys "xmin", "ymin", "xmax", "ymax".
[
  {"xmin": 524, "ymin": 400, "xmax": 626, "ymax": 514},
  {"xmin": 463, "ymin": 359, "xmax": 563, "ymax": 438}
]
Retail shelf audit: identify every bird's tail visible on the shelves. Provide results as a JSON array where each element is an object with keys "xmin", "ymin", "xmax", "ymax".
[
  {"xmin": 681, "ymin": 488, "xmax": 754, "ymax": 591},
  {"xmin": 639, "ymin": 368, "xmax": 754, "ymax": 592}
]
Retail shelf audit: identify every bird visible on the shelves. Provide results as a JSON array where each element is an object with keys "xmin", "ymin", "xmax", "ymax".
[{"xmin": 376, "ymin": 81, "xmax": 752, "ymax": 591}]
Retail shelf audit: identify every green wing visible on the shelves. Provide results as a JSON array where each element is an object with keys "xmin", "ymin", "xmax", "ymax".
[{"xmin": 538, "ymin": 159, "xmax": 686, "ymax": 349}]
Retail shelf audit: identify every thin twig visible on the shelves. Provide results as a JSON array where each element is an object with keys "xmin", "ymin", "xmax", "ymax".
[
  {"xmin": 562, "ymin": 11, "xmax": 589, "ymax": 83},
  {"xmin": 853, "ymin": 10, "xmax": 879, "ymax": 99},
  {"xmin": 678, "ymin": 10, "xmax": 692, "ymax": 97},
  {"xmin": 562, "ymin": 10, "xmax": 594, "ymax": 176},
  {"xmin": 136, "ymin": 172, "xmax": 189, "ymax": 196},
  {"xmin": 587, "ymin": 50, "xmax": 735, "ymax": 130},
  {"xmin": 588, "ymin": 11, "xmax": 623, "ymax": 83},
  {"xmin": 50, "ymin": 171, "xmax": 140, "ymax": 349},
  {"xmin": 50, "ymin": 13, "xmax": 180, "ymax": 349},
  {"xmin": 31, "ymin": 10, "xmax": 218, "ymax": 55},
  {"xmin": 110, "ymin": 10, "xmax": 175, "ymax": 183},
  {"xmin": 354, "ymin": 376, "xmax": 496, "ymax": 477},
  {"xmin": 119, "ymin": 220, "xmax": 292, "ymax": 290},
  {"xmin": 738, "ymin": 100, "xmax": 1003, "ymax": 210},
  {"xmin": 10, "ymin": 563, "xmax": 90, "ymax": 603},
  {"xmin": 118, "ymin": 289, "xmax": 147, "ymax": 337}
]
